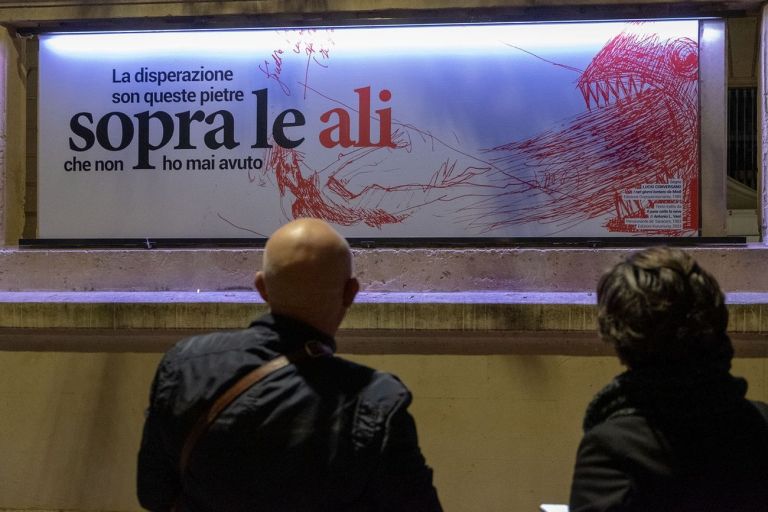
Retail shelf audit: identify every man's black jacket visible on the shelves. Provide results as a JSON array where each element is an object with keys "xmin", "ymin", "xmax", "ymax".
[{"xmin": 137, "ymin": 314, "xmax": 442, "ymax": 512}]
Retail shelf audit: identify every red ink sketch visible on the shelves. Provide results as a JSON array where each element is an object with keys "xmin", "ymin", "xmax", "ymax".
[
  {"xmin": 259, "ymin": 29, "xmax": 334, "ymax": 98},
  {"xmin": 258, "ymin": 49, "xmax": 289, "ymax": 95},
  {"xmin": 265, "ymin": 142, "xmax": 406, "ymax": 228},
  {"xmin": 236, "ymin": 25, "xmax": 699, "ymax": 236},
  {"xmin": 468, "ymin": 27, "xmax": 699, "ymax": 234},
  {"xmin": 257, "ymin": 129, "xmax": 488, "ymax": 228}
]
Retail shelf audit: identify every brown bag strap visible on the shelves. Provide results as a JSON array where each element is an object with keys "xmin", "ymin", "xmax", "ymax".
[{"xmin": 177, "ymin": 340, "xmax": 333, "ymax": 475}]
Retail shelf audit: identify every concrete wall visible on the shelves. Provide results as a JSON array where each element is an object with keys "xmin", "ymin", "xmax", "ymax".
[
  {"xmin": 0, "ymin": 351, "xmax": 765, "ymax": 512},
  {"xmin": 0, "ymin": 27, "xmax": 25, "ymax": 245}
]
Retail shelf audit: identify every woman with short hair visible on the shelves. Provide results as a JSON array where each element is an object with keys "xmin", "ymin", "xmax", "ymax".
[{"xmin": 569, "ymin": 247, "xmax": 768, "ymax": 512}]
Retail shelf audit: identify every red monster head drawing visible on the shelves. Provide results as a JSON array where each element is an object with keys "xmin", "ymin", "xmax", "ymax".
[
  {"xmin": 479, "ymin": 26, "xmax": 700, "ymax": 235},
  {"xmin": 578, "ymin": 27, "xmax": 698, "ymax": 133}
]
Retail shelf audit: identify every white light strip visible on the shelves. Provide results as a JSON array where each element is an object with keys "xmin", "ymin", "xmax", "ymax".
[{"xmin": 41, "ymin": 20, "xmax": 700, "ymax": 58}]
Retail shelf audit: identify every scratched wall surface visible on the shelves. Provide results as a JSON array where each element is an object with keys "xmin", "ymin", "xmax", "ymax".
[
  {"xmin": 2, "ymin": 246, "xmax": 768, "ymax": 292},
  {"xmin": 762, "ymin": 4, "xmax": 768, "ymax": 240}
]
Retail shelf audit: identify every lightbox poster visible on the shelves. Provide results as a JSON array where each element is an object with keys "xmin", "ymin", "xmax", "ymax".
[{"xmin": 38, "ymin": 21, "xmax": 700, "ymax": 238}]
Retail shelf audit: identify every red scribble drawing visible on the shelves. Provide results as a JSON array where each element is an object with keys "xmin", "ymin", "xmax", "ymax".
[
  {"xmin": 257, "ymin": 130, "xmax": 489, "ymax": 228},
  {"xmin": 266, "ymin": 142, "xmax": 406, "ymax": 227},
  {"xmin": 259, "ymin": 29, "xmax": 334, "ymax": 98},
  {"xmin": 233, "ymin": 24, "xmax": 699, "ymax": 236},
  {"xmin": 466, "ymin": 26, "xmax": 699, "ymax": 234}
]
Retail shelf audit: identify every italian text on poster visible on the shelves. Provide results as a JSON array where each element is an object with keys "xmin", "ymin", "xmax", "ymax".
[{"xmin": 38, "ymin": 22, "xmax": 701, "ymax": 238}]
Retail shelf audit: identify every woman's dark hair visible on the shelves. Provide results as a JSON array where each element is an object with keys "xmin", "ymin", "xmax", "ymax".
[{"xmin": 597, "ymin": 247, "xmax": 732, "ymax": 369}]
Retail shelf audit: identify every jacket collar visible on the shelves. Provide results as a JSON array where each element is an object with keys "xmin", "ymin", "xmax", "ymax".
[
  {"xmin": 583, "ymin": 365, "xmax": 748, "ymax": 432},
  {"xmin": 249, "ymin": 313, "xmax": 337, "ymax": 354}
]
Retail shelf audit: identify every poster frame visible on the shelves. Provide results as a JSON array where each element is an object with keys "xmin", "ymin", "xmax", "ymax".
[{"xmin": 29, "ymin": 18, "xmax": 730, "ymax": 247}]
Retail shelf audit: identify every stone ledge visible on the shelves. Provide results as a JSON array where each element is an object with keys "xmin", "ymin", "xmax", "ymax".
[
  {"xmin": 0, "ymin": 291, "xmax": 765, "ymax": 355},
  {"xmin": 0, "ymin": 245, "xmax": 766, "ymax": 292},
  {"xmin": 0, "ymin": 291, "xmax": 599, "ymax": 330},
  {"xmin": 1, "ymin": 327, "xmax": 765, "ymax": 356}
]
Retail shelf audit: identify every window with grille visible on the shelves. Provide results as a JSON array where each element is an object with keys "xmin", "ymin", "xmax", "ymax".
[{"xmin": 727, "ymin": 87, "xmax": 757, "ymax": 189}]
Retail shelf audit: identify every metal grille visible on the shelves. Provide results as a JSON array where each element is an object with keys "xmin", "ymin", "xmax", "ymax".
[{"xmin": 727, "ymin": 87, "xmax": 757, "ymax": 189}]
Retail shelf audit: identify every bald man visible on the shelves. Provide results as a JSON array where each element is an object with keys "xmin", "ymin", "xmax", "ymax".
[{"xmin": 137, "ymin": 219, "xmax": 442, "ymax": 512}]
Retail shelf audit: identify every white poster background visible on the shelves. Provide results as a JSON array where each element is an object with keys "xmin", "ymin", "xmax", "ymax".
[{"xmin": 38, "ymin": 21, "xmax": 700, "ymax": 238}]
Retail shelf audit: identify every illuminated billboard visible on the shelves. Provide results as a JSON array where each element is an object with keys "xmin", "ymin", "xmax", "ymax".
[{"xmin": 38, "ymin": 21, "xmax": 701, "ymax": 239}]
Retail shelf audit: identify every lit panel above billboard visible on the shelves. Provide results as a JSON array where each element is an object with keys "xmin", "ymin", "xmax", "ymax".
[{"xmin": 38, "ymin": 21, "xmax": 701, "ymax": 239}]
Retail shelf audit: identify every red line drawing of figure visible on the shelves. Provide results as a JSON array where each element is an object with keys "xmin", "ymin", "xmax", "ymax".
[
  {"xmin": 265, "ymin": 142, "xmax": 407, "ymax": 228},
  {"xmin": 259, "ymin": 128, "xmax": 491, "ymax": 229}
]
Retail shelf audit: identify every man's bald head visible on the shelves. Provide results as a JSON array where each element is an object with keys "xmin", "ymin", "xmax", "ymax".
[{"xmin": 255, "ymin": 218, "xmax": 358, "ymax": 335}]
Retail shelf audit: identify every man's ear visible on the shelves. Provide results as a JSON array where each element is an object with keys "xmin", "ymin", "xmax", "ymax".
[
  {"xmin": 342, "ymin": 277, "xmax": 359, "ymax": 307},
  {"xmin": 255, "ymin": 271, "xmax": 269, "ymax": 302}
]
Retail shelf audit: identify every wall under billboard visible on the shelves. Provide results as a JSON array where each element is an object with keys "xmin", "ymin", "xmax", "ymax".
[{"xmin": 38, "ymin": 21, "xmax": 702, "ymax": 239}]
